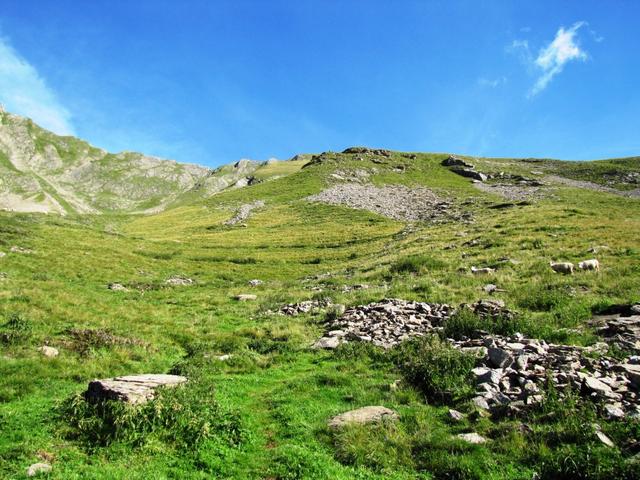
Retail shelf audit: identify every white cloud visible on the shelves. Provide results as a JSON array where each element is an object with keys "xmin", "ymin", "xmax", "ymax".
[
  {"xmin": 478, "ymin": 76, "xmax": 507, "ymax": 88},
  {"xmin": 0, "ymin": 37, "xmax": 75, "ymax": 135},
  {"xmin": 529, "ymin": 22, "xmax": 588, "ymax": 97}
]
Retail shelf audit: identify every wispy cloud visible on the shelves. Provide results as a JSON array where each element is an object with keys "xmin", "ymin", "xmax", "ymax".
[
  {"xmin": 0, "ymin": 36, "xmax": 75, "ymax": 135},
  {"xmin": 529, "ymin": 22, "xmax": 588, "ymax": 97},
  {"xmin": 478, "ymin": 76, "xmax": 507, "ymax": 88}
]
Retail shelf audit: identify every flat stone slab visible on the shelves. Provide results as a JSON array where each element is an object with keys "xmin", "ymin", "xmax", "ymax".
[
  {"xmin": 457, "ymin": 432, "xmax": 488, "ymax": 444},
  {"xmin": 85, "ymin": 374, "xmax": 187, "ymax": 404},
  {"xmin": 328, "ymin": 406, "xmax": 399, "ymax": 429},
  {"xmin": 235, "ymin": 294, "xmax": 257, "ymax": 301}
]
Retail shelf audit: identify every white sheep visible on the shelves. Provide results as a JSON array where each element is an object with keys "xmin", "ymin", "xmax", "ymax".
[
  {"xmin": 471, "ymin": 266, "xmax": 495, "ymax": 274},
  {"xmin": 550, "ymin": 261, "xmax": 574, "ymax": 275},
  {"xmin": 578, "ymin": 259, "xmax": 600, "ymax": 272}
]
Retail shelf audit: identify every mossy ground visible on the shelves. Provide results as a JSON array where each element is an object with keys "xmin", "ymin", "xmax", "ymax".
[{"xmin": 1, "ymin": 152, "xmax": 639, "ymax": 478}]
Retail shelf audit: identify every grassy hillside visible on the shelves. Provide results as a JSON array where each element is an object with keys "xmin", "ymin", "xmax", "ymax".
[{"xmin": 1, "ymin": 150, "xmax": 639, "ymax": 479}]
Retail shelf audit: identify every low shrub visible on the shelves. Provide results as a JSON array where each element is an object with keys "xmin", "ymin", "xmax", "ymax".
[
  {"xmin": 392, "ymin": 336, "xmax": 474, "ymax": 404},
  {"xmin": 332, "ymin": 421, "xmax": 414, "ymax": 473},
  {"xmin": 443, "ymin": 309, "xmax": 531, "ymax": 340},
  {"xmin": 61, "ymin": 381, "xmax": 245, "ymax": 450},
  {"xmin": 391, "ymin": 255, "xmax": 446, "ymax": 275},
  {"xmin": 0, "ymin": 313, "xmax": 32, "ymax": 345}
]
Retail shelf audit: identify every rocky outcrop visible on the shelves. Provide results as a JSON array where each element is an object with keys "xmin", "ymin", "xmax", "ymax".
[
  {"xmin": 442, "ymin": 156, "xmax": 474, "ymax": 168},
  {"xmin": 85, "ymin": 374, "xmax": 187, "ymax": 404},
  {"xmin": 224, "ymin": 200, "xmax": 265, "ymax": 226}
]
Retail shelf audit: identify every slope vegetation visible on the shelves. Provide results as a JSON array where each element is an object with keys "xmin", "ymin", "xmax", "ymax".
[{"xmin": 0, "ymin": 147, "xmax": 639, "ymax": 478}]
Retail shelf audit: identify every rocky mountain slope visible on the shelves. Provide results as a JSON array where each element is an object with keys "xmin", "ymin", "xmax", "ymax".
[
  {"xmin": 1, "ymin": 124, "xmax": 640, "ymax": 478},
  {"xmin": 0, "ymin": 107, "xmax": 299, "ymax": 215}
]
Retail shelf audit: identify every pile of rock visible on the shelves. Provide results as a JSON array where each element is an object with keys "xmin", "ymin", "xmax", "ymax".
[
  {"xmin": 279, "ymin": 299, "xmax": 334, "ymax": 316},
  {"xmin": 594, "ymin": 310, "xmax": 640, "ymax": 354},
  {"xmin": 313, "ymin": 298, "xmax": 454, "ymax": 349},
  {"xmin": 461, "ymin": 299, "xmax": 516, "ymax": 320},
  {"xmin": 342, "ymin": 147, "xmax": 392, "ymax": 157},
  {"xmin": 313, "ymin": 298, "xmax": 640, "ymax": 418},
  {"xmin": 460, "ymin": 333, "xmax": 640, "ymax": 419}
]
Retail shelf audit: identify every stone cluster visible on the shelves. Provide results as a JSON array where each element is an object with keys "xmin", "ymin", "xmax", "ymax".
[
  {"xmin": 594, "ymin": 311, "xmax": 640, "ymax": 355},
  {"xmin": 313, "ymin": 299, "xmax": 640, "ymax": 417},
  {"xmin": 279, "ymin": 299, "xmax": 334, "ymax": 316},
  {"xmin": 313, "ymin": 298, "xmax": 455, "ymax": 349},
  {"xmin": 459, "ymin": 333, "xmax": 640, "ymax": 419}
]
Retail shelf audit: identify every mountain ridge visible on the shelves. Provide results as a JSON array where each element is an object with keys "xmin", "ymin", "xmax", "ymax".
[{"xmin": 0, "ymin": 108, "xmax": 299, "ymax": 215}]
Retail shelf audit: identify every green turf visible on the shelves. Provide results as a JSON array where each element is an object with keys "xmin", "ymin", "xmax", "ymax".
[{"xmin": 1, "ymin": 151, "xmax": 639, "ymax": 479}]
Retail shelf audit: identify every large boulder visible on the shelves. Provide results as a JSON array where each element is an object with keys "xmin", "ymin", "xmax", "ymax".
[
  {"xmin": 85, "ymin": 374, "xmax": 187, "ymax": 405},
  {"xmin": 450, "ymin": 167, "xmax": 488, "ymax": 182},
  {"xmin": 442, "ymin": 156, "xmax": 474, "ymax": 168},
  {"xmin": 328, "ymin": 406, "xmax": 399, "ymax": 429}
]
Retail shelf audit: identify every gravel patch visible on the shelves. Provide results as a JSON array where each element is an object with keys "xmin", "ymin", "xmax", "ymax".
[
  {"xmin": 473, "ymin": 182, "xmax": 551, "ymax": 202},
  {"xmin": 307, "ymin": 183, "xmax": 468, "ymax": 223}
]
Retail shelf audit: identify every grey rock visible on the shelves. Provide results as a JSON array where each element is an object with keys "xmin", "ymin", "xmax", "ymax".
[
  {"xmin": 85, "ymin": 374, "xmax": 187, "ymax": 404},
  {"xmin": 448, "ymin": 409, "xmax": 465, "ymax": 422},
  {"xmin": 313, "ymin": 336, "xmax": 341, "ymax": 350},
  {"xmin": 457, "ymin": 432, "xmax": 487, "ymax": 444},
  {"xmin": 235, "ymin": 294, "xmax": 257, "ymax": 301},
  {"xmin": 595, "ymin": 431, "xmax": 615, "ymax": 448},
  {"xmin": 328, "ymin": 406, "xmax": 399, "ymax": 429},
  {"xmin": 165, "ymin": 276, "xmax": 194, "ymax": 286},
  {"xmin": 488, "ymin": 347, "xmax": 514, "ymax": 368},
  {"xmin": 38, "ymin": 346, "xmax": 59, "ymax": 358}
]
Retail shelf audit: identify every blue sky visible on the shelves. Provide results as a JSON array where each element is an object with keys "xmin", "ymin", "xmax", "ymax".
[{"xmin": 0, "ymin": 1, "xmax": 638, "ymax": 166}]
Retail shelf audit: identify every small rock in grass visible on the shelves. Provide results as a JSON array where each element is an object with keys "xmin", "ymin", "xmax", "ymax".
[
  {"xmin": 27, "ymin": 463, "xmax": 52, "ymax": 477},
  {"xmin": 108, "ymin": 282, "xmax": 128, "ymax": 291},
  {"xmin": 248, "ymin": 279, "xmax": 263, "ymax": 286},
  {"xmin": 165, "ymin": 276, "xmax": 194, "ymax": 286},
  {"xmin": 595, "ymin": 430, "xmax": 615, "ymax": 448},
  {"xmin": 328, "ymin": 406, "xmax": 399, "ymax": 429},
  {"xmin": 11, "ymin": 246, "xmax": 33, "ymax": 254},
  {"xmin": 457, "ymin": 432, "xmax": 487, "ymax": 444},
  {"xmin": 235, "ymin": 294, "xmax": 257, "ymax": 301},
  {"xmin": 38, "ymin": 346, "xmax": 59, "ymax": 358},
  {"xmin": 448, "ymin": 409, "xmax": 465, "ymax": 422},
  {"xmin": 312, "ymin": 336, "xmax": 341, "ymax": 350}
]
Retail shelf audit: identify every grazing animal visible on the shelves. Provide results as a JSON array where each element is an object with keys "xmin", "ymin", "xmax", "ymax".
[
  {"xmin": 578, "ymin": 259, "xmax": 600, "ymax": 272},
  {"xmin": 471, "ymin": 266, "xmax": 495, "ymax": 274},
  {"xmin": 550, "ymin": 261, "xmax": 574, "ymax": 275}
]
